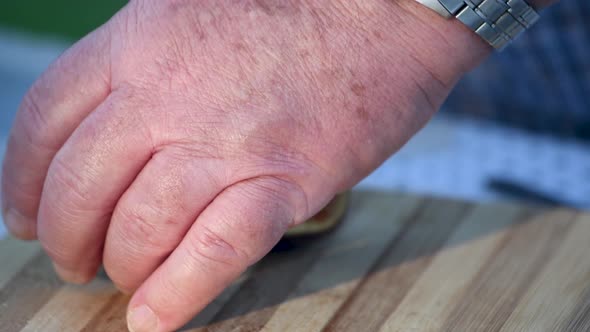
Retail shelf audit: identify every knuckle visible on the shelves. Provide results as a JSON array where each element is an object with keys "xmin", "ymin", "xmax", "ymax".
[
  {"xmin": 116, "ymin": 206, "xmax": 172, "ymax": 251},
  {"xmin": 184, "ymin": 224, "xmax": 249, "ymax": 268},
  {"xmin": 242, "ymin": 176, "xmax": 294, "ymax": 206},
  {"xmin": 240, "ymin": 176, "xmax": 308, "ymax": 224},
  {"xmin": 18, "ymin": 87, "xmax": 56, "ymax": 151},
  {"xmin": 47, "ymin": 157, "xmax": 95, "ymax": 207}
]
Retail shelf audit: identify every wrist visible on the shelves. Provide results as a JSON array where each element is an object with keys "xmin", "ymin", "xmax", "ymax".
[
  {"xmin": 395, "ymin": 0, "xmax": 492, "ymax": 79},
  {"xmin": 290, "ymin": 0, "xmax": 495, "ymax": 184},
  {"xmin": 332, "ymin": 0, "xmax": 491, "ymax": 101}
]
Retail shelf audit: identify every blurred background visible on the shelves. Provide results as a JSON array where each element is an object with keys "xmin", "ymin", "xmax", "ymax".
[{"xmin": 0, "ymin": 0, "xmax": 589, "ymax": 237}]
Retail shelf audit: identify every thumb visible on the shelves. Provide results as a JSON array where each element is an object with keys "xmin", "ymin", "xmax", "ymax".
[{"xmin": 126, "ymin": 176, "xmax": 307, "ymax": 332}]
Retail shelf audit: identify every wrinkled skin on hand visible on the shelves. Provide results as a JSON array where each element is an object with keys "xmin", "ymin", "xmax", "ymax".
[{"xmin": 1, "ymin": 0, "xmax": 488, "ymax": 330}]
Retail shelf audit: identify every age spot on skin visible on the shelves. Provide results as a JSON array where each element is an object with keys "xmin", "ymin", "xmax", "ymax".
[
  {"xmin": 188, "ymin": 11, "xmax": 213, "ymax": 41},
  {"xmin": 298, "ymin": 50, "xmax": 310, "ymax": 58},
  {"xmin": 163, "ymin": 0, "xmax": 210, "ymax": 40},
  {"xmin": 166, "ymin": 0, "xmax": 191, "ymax": 13},
  {"xmin": 233, "ymin": 42, "xmax": 247, "ymax": 52},
  {"xmin": 356, "ymin": 106, "xmax": 369, "ymax": 121},
  {"xmin": 252, "ymin": 0, "xmax": 301, "ymax": 16},
  {"xmin": 351, "ymin": 83, "xmax": 366, "ymax": 97},
  {"xmin": 351, "ymin": 83, "xmax": 369, "ymax": 121}
]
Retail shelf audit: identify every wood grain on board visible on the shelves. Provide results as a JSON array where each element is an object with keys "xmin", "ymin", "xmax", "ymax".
[{"xmin": 1, "ymin": 191, "xmax": 590, "ymax": 332}]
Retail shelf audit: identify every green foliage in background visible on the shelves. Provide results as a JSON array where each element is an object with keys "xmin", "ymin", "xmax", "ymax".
[{"xmin": 0, "ymin": 0, "xmax": 127, "ymax": 40}]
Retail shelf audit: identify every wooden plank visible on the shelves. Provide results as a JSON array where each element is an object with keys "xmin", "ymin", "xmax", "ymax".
[
  {"xmin": 182, "ymin": 271, "xmax": 252, "ymax": 329},
  {"xmin": 499, "ymin": 213, "xmax": 590, "ymax": 331},
  {"xmin": 0, "ymin": 238, "xmax": 41, "ymax": 289},
  {"xmin": 258, "ymin": 194, "xmax": 425, "ymax": 332},
  {"xmin": 378, "ymin": 203, "xmax": 526, "ymax": 332},
  {"xmin": 79, "ymin": 293, "xmax": 130, "ymax": 332},
  {"xmin": 20, "ymin": 280, "xmax": 118, "ymax": 332},
  {"xmin": 0, "ymin": 252, "xmax": 63, "ymax": 331},
  {"xmin": 439, "ymin": 209, "xmax": 576, "ymax": 331},
  {"xmin": 1, "ymin": 192, "xmax": 589, "ymax": 332},
  {"xmin": 322, "ymin": 198, "xmax": 471, "ymax": 332},
  {"xmin": 192, "ymin": 242, "xmax": 328, "ymax": 331},
  {"xmin": 562, "ymin": 291, "xmax": 590, "ymax": 332}
]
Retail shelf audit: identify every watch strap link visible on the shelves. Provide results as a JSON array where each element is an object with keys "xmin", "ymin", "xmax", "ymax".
[{"xmin": 432, "ymin": 0, "xmax": 540, "ymax": 50}]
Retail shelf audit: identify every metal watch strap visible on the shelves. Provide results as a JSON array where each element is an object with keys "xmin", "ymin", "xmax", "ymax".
[{"xmin": 417, "ymin": 0, "xmax": 540, "ymax": 50}]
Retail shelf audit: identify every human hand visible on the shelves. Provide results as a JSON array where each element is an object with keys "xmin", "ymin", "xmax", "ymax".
[{"xmin": 1, "ymin": 0, "xmax": 488, "ymax": 331}]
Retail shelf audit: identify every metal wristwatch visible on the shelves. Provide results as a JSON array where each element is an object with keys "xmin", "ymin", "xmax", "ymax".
[{"xmin": 416, "ymin": 0, "xmax": 540, "ymax": 50}]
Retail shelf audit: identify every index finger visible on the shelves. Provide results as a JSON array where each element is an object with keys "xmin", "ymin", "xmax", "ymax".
[{"xmin": 126, "ymin": 177, "xmax": 305, "ymax": 332}]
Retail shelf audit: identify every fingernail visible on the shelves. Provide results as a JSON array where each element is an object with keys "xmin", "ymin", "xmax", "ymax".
[
  {"xmin": 128, "ymin": 305, "xmax": 159, "ymax": 332},
  {"xmin": 53, "ymin": 263, "xmax": 88, "ymax": 284},
  {"xmin": 3, "ymin": 208, "xmax": 36, "ymax": 240}
]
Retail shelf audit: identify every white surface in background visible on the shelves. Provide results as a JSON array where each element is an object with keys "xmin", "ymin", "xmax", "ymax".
[
  {"xmin": 1, "ymin": 30, "xmax": 589, "ymax": 239},
  {"xmin": 359, "ymin": 115, "xmax": 590, "ymax": 207}
]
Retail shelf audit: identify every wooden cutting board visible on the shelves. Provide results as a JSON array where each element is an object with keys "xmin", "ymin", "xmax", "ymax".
[{"xmin": 1, "ymin": 191, "xmax": 590, "ymax": 332}]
